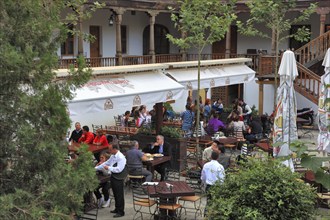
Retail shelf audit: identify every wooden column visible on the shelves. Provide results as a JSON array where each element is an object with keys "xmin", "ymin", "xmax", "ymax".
[
  {"xmin": 148, "ymin": 11, "xmax": 158, "ymax": 63},
  {"xmin": 114, "ymin": 8, "xmax": 125, "ymax": 65},
  {"xmin": 225, "ymin": 26, "xmax": 231, "ymax": 58},
  {"xmin": 181, "ymin": 31, "xmax": 187, "ymax": 61},
  {"xmin": 258, "ymin": 81, "xmax": 264, "ymax": 115},
  {"xmin": 155, "ymin": 102, "xmax": 163, "ymax": 135},
  {"xmin": 317, "ymin": 7, "xmax": 330, "ymax": 36}
]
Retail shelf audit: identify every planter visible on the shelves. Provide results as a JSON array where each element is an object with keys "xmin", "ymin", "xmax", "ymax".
[{"xmin": 130, "ymin": 134, "xmax": 186, "ymax": 171}]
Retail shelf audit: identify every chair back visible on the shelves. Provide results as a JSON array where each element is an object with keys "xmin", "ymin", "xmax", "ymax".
[{"xmin": 165, "ymin": 168, "xmax": 180, "ymax": 181}]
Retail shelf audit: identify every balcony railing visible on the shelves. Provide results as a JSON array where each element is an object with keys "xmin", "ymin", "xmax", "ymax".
[{"xmin": 59, "ymin": 53, "xmax": 260, "ymax": 72}]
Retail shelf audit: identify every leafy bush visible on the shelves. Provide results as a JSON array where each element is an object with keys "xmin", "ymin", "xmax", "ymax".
[
  {"xmin": 160, "ymin": 126, "xmax": 182, "ymax": 139},
  {"xmin": 207, "ymin": 159, "xmax": 317, "ymax": 220}
]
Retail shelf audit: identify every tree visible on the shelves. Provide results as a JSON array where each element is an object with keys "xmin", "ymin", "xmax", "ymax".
[
  {"xmin": 167, "ymin": 0, "xmax": 237, "ymax": 137},
  {"xmin": 237, "ymin": 0, "xmax": 316, "ymax": 104},
  {"xmin": 0, "ymin": 1, "xmax": 100, "ymax": 218},
  {"xmin": 208, "ymin": 159, "xmax": 317, "ymax": 220}
]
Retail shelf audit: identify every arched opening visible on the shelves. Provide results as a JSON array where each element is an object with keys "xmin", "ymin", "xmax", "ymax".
[{"xmin": 143, "ymin": 24, "xmax": 170, "ymax": 55}]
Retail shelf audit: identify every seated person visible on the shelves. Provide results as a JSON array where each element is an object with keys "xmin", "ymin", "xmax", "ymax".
[
  {"xmin": 126, "ymin": 141, "xmax": 152, "ymax": 182},
  {"xmin": 245, "ymin": 116, "xmax": 263, "ymax": 143},
  {"xmin": 78, "ymin": 126, "xmax": 94, "ymax": 144},
  {"xmin": 143, "ymin": 135, "xmax": 171, "ymax": 181},
  {"xmin": 228, "ymin": 114, "xmax": 246, "ymax": 141},
  {"xmin": 69, "ymin": 122, "xmax": 83, "ymax": 143},
  {"xmin": 206, "ymin": 110, "xmax": 226, "ymax": 136},
  {"xmin": 93, "ymin": 129, "xmax": 109, "ymax": 146},
  {"xmin": 94, "ymin": 152, "xmax": 111, "ymax": 208},
  {"xmin": 202, "ymin": 141, "xmax": 230, "ymax": 169}
]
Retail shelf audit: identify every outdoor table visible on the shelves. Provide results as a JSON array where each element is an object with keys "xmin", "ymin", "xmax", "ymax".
[
  {"xmin": 217, "ymin": 137, "xmax": 237, "ymax": 145},
  {"xmin": 254, "ymin": 142, "xmax": 273, "ymax": 156},
  {"xmin": 68, "ymin": 142, "xmax": 109, "ymax": 154},
  {"xmin": 146, "ymin": 181, "xmax": 195, "ymax": 219},
  {"xmin": 97, "ymin": 173, "xmax": 111, "ymax": 184},
  {"xmin": 143, "ymin": 156, "xmax": 171, "ymax": 174}
]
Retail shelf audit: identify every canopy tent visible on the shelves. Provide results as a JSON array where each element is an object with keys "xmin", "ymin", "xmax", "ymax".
[
  {"xmin": 165, "ymin": 64, "xmax": 255, "ymax": 90},
  {"xmin": 68, "ymin": 70, "xmax": 185, "ymax": 116}
]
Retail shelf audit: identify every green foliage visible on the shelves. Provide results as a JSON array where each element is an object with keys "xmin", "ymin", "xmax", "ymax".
[
  {"xmin": 137, "ymin": 127, "xmax": 154, "ymax": 136},
  {"xmin": 163, "ymin": 102, "xmax": 174, "ymax": 112},
  {"xmin": 160, "ymin": 126, "xmax": 182, "ymax": 139},
  {"xmin": 251, "ymin": 104, "xmax": 258, "ymax": 117},
  {"xmin": 289, "ymin": 141, "xmax": 330, "ymax": 189},
  {"xmin": 208, "ymin": 159, "xmax": 317, "ymax": 220},
  {"xmin": 168, "ymin": 0, "xmax": 237, "ymax": 53},
  {"xmin": 0, "ymin": 0, "xmax": 99, "ymax": 218},
  {"xmin": 237, "ymin": 0, "xmax": 316, "ymax": 44}
]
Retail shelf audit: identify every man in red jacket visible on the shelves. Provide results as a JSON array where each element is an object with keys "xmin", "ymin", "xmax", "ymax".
[{"xmin": 78, "ymin": 126, "xmax": 94, "ymax": 144}]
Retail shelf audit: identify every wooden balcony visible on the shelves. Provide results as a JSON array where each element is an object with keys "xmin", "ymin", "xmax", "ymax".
[{"xmin": 58, "ymin": 53, "xmax": 260, "ymax": 73}]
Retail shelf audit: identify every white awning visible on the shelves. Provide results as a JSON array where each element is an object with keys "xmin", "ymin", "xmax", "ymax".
[
  {"xmin": 166, "ymin": 64, "xmax": 255, "ymax": 90},
  {"xmin": 68, "ymin": 71, "xmax": 185, "ymax": 116}
]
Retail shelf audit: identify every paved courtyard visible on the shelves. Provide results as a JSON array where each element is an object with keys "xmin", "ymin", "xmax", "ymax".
[{"xmin": 85, "ymin": 129, "xmax": 329, "ymax": 220}]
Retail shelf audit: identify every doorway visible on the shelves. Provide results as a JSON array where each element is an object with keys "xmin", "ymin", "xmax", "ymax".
[{"xmin": 90, "ymin": 26, "xmax": 101, "ymax": 66}]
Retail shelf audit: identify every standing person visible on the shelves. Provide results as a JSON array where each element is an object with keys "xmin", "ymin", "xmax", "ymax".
[
  {"xmin": 180, "ymin": 104, "xmax": 194, "ymax": 138},
  {"xmin": 69, "ymin": 122, "xmax": 83, "ymax": 143},
  {"xmin": 203, "ymin": 99, "xmax": 211, "ymax": 123},
  {"xmin": 212, "ymin": 98, "xmax": 223, "ymax": 114},
  {"xmin": 126, "ymin": 141, "xmax": 153, "ymax": 182},
  {"xmin": 201, "ymin": 151, "xmax": 225, "ymax": 216},
  {"xmin": 238, "ymin": 98, "xmax": 252, "ymax": 124},
  {"xmin": 120, "ymin": 111, "xmax": 131, "ymax": 127},
  {"xmin": 95, "ymin": 145, "xmax": 127, "ymax": 218},
  {"xmin": 94, "ymin": 152, "xmax": 111, "ymax": 208},
  {"xmin": 144, "ymin": 135, "xmax": 172, "ymax": 181},
  {"xmin": 78, "ymin": 126, "xmax": 94, "ymax": 144}
]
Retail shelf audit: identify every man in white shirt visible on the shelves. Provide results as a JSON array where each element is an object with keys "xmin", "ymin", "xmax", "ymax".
[
  {"xmin": 201, "ymin": 151, "xmax": 225, "ymax": 216},
  {"xmin": 95, "ymin": 145, "xmax": 127, "ymax": 218}
]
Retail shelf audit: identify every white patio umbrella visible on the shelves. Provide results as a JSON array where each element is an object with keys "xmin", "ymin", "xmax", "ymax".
[
  {"xmin": 273, "ymin": 50, "xmax": 298, "ymax": 171},
  {"xmin": 317, "ymin": 48, "xmax": 330, "ymax": 153}
]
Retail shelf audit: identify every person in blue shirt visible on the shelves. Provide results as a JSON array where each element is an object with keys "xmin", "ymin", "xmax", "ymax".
[{"xmin": 180, "ymin": 104, "xmax": 194, "ymax": 137}]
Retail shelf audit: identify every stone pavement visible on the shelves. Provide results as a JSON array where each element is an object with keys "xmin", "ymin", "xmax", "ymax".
[{"xmin": 90, "ymin": 128, "xmax": 329, "ymax": 220}]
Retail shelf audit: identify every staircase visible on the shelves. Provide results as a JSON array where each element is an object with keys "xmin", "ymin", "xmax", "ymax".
[{"xmin": 293, "ymin": 31, "xmax": 330, "ymax": 104}]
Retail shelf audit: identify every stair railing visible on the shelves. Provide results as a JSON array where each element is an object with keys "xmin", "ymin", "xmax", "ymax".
[
  {"xmin": 294, "ymin": 30, "xmax": 330, "ymax": 66},
  {"xmin": 294, "ymin": 62, "xmax": 321, "ymax": 104}
]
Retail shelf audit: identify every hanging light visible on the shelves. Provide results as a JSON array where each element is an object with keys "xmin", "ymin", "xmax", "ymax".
[{"xmin": 108, "ymin": 11, "xmax": 114, "ymax": 26}]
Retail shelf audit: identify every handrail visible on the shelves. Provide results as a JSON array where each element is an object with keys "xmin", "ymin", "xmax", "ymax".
[
  {"xmin": 294, "ymin": 30, "xmax": 330, "ymax": 66},
  {"xmin": 294, "ymin": 62, "xmax": 321, "ymax": 104},
  {"xmin": 58, "ymin": 53, "xmax": 259, "ymax": 70}
]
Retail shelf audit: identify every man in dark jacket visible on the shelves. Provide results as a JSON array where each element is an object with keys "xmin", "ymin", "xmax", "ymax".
[
  {"xmin": 69, "ymin": 122, "xmax": 82, "ymax": 143},
  {"xmin": 144, "ymin": 135, "xmax": 172, "ymax": 181}
]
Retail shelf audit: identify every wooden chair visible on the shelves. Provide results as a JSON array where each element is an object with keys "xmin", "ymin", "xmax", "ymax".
[
  {"xmin": 155, "ymin": 185, "xmax": 182, "ymax": 220},
  {"xmin": 164, "ymin": 168, "xmax": 180, "ymax": 181},
  {"xmin": 132, "ymin": 182, "xmax": 157, "ymax": 220},
  {"xmin": 92, "ymin": 124, "xmax": 103, "ymax": 133},
  {"xmin": 179, "ymin": 172, "xmax": 204, "ymax": 219},
  {"xmin": 126, "ymin": 166, "xmax": 145, "ymax": 191}
]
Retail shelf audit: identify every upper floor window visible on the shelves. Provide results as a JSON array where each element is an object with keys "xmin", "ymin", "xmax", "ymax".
[
  {"xmin": 121, "ymin": 26, "xmax": 127, "ymax": 54},
  {"xmin": 61, "ymin": 24, "xmax": 74, "ymax": 56},
  {"xmin": 143, "ymin": 24, "xmax": 169, "ymax": 55}
]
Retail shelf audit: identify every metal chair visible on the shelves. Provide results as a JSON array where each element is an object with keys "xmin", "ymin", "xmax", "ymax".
[
  {"xmin": 92, "ymin": 124, "xmax": 103, "ymax": 133},
  {"xmin": 179, "ymin": 171, "xmax": 204, "ymax": 219},
  {"xmin": 164, "ymin": 168, "xmax": 180, "ymax": 181},
  {"xmin": 132, "ymin": 182, "xmax": 157, "ymax": 220},
  {"xmin": 154, "ymin": 184, "xmax": 182, "ymax": 220},
  {"xmin": 78, "ymin": 191, "xmax": 98, "ymax": 220}
]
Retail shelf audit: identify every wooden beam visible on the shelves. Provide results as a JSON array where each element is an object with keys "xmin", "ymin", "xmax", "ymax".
[{"xmin": 259, "ymin": 83, "xmax": 264, "ymax": 115}]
